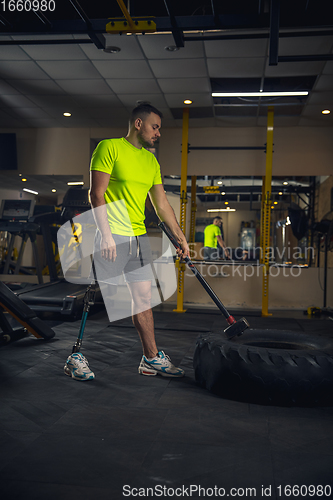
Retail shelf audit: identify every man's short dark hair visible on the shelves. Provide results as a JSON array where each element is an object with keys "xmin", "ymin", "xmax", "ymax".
[
  {"xmin": 214, "ymin": 216, "xmax": 222, "ymax": 221},
  {"xmin": 130, "ymin": 103, "xmax": 163, "ymax": 125}
]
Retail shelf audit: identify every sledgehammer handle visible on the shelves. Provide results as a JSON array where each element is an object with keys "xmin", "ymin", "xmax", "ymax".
[{"xmin": 158, "ymin": 222, "xmax": 235, "ymax": 323}]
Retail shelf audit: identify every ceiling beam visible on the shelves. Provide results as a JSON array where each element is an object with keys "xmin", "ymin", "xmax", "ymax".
[
  {"xmin": 279, "ymin": 54, "xmax": 333, "ymax": 62},
  {"xmin": 269, "ymin": 0, "xmax": 280, "ymax": 66},
  {"xmin": 0, "ymin": 14, "xmax": 268, "ymax": 37},
  {"xmin": 68, "ymin": 0, "xmax": 105, "ymax": 49},
  {"xmin": 0, "ymin": 12, "xmax": 331, "ymax": 43},
  {"xmin": 0, "ymin": 38, "xmax": 93, "ymax": 45},
  {"xmin": 163, "ymin": 0, "xmax": 184, "ymax": 48},
  {"xmin": 210, "ymin": 0, "xmax": 221, "ymax": 28}
]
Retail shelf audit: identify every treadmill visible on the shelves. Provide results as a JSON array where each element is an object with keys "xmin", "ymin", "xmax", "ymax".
[
  {"xmin": 7, "ymin": 189, "xmax": 102, "ymax": 319},
  {"xmin": 14, "ymin": 280, "xmax": 95, "ymax": 319}
]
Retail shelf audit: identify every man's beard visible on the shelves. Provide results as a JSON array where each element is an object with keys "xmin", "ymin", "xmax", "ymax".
[{"xmin": 138, "ymin": 131, "xmax": 154, "ymax": 148}]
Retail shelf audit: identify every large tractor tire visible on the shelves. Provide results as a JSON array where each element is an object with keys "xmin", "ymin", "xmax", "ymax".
[{"xmin": 193, "ymin": 329, "xmax": 333, "ymax": 406}]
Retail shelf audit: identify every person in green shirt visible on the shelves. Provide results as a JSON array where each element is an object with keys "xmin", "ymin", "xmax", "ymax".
[
  {"xmin": 66, "ymin": 104, "xmax": 189, "ymax": 381},
  {"xmin": 204, "ymin": 216, "xmax": 230, "ymax": 260}
]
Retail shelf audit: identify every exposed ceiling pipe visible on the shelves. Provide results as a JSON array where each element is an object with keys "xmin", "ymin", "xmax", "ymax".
[
  {"xmin": 184, "ymin": 28, "xmax": 333, "ymax": 42},
  {"xmin": 0, "ymin": 13, "xmax": 12, "ymax": 27},
  {"xmin": 33, "ymin": 10, "xmax": 51, "ymax": 27}
]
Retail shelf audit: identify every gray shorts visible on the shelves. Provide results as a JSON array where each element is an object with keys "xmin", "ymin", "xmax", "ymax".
[
  {"xmin": 92, "ymin": 232, "xmax": 154, "ymax": 285},
  {"xmin": 203, "ymin": 246, "xmax": 219, "ymax": 260}
]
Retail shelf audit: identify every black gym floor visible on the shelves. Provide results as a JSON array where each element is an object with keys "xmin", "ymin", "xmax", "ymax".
[{"xmin": 0, "ymin": 306, "xmax": 332, "ymax": 500}]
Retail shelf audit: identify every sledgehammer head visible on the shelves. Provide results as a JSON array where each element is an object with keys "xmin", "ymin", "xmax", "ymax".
[{"xmin": 224, "ymin": 317, "xmax": 250, "ymax": 339}]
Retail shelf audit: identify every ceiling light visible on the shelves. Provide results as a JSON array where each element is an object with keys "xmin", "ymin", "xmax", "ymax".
[
  {"xmin": 224, "ymin": 201, "xmax": 229, "ymax": 205},
  {"xmin": 52, "ymin": 189, "xmax": 57, "ymax": 193},
  {"xmin": 67, "ymin": 181, "xmax": 84, "ymax": 186},
  {"xmin": 322, "ymin": 109, "xmax": 331, "ymax": 115},
  {"xmin": 23, "ymin": 188, "xmax": 38, "ymax": 195},
  {"xmin": 212, "ymin": 91, "xmax": 309, "ymax": 97},
  {"xmin": 279, "ymin": 191, "xmax": 283, "ymax": 195},
  {"xmin": 217, "ymin": 181, "xmax": 223, "ymax": 185},
  {"xmin": 221, "ymin": 191, "xmax": 226, "ymax": 195},
  {"xmin": 165, "ymin": 45, "xmax": 179, "ymax": 52},
  {"xmin": 103, "ymin": 46, "xmax": 121, "ymax": 54},
  {"xmin": 184, "ymin": 99, "xmax": 192, "ymax": 105},
  {"xmin": 63, "ymin": 112, "xmax": 71, "ymax": 117},
  {"xmin": 274, "ymin": 201, "xmax": 278, "ymax": 204},
  {"xmin": 21, "ymin": 178, "xmax": 27, "ymax": 182},
  {"xmin": 283, "ymin": 181, "xmax": 288, "ymax": 185},
  {"xmin": 207, "ymin": 208, "xmax": 236, "ymax": 212},
  {"xmin": 271, "ymin": 206, "xmax": 274, "ymax": 209}
]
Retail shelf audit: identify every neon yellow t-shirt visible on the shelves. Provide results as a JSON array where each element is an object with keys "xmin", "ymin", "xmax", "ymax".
[
  {"xmin": 90, "ymin": 138, "xmax": 162, "ymax": 236},
  {"xmin": 204, "ymin": 224, "xmax": 221, "ymax": 248}
]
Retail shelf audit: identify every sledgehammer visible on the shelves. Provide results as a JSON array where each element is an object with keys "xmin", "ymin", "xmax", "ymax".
[{"xmin": 159, "ymin": 222, "xmax": 249, "ymax": 339}]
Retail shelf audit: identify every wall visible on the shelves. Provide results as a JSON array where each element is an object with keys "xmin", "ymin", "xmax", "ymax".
[
  {"xmin": 1, "ymin": 125, "xmax": 333, "ymax": 183},
  {"xmin": 159, "ymin": 126, "xmax": 333, "ymax": 177},
  {"xmin": 0, "ymin": 127, "xmax": 124, "ymax": 185}
]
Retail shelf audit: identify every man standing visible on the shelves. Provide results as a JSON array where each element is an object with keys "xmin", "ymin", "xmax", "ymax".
[
  {"xmin": 203, "ymin": 216, "xmax": 230, "ymax": 260},
  {"xmin": 65, "ymin": 104, "xmax": 189, "ymax": 381}
]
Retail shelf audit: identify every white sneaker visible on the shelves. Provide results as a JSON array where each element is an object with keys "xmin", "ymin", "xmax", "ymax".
[
  {"xmin": 138, "ymin": 351, "xmax": 185, "ymax": 378},
  {"xmin": 64, "ymin": 352, "xmax": 95, "ymax": 381}
]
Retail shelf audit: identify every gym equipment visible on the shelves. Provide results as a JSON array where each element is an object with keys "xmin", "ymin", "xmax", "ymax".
[
  {"xmin": 0, "ymin": 200, "xmax": 61, "ymax": 283},
  {"xmin": 194, "ymin": 329, "xmax": 333, "ymax": 406},
  {"xmin": 240, "ymin": 227, "xmax": 256, "ymax": 253},
  {"xmin": 31, "ymin": 205, "xmax": 62, "ymax": 282},
  {"xmin": 0, "ymin": 281, "xmax": 55, "ymax": 345},
  {"xmin": 0, "ymin": 199, "xmax": 43, "ymax": 283},
  {"xmin": 313, "ymin": 212, "xmax": 333, "ymax": 309},
  {"xmin": 4, "ymin": 189, "xmax": 101, "ymax": 320},
  {"xmin": 0, "ymin": 199, "xmax": 35, "ymax": 221},
  {"xmin": 14, "ymin": 280, "xmax": 93, "ymax": 318},
  {"xmin": 159, "ymin": 222, "xmax": 249, "ymax": 339}
]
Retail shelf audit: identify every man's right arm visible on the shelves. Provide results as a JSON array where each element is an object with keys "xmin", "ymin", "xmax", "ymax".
[
  {"xmin": 217, "ymin": 234, "xmax": 230, "ymax": 259},
  {"xmin": 89, "ymin": 170, "xmax": 117, "ymax": 261}
]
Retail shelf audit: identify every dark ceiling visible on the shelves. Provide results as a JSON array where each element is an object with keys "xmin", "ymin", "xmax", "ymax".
[
  {"xmin": 1, "ymin": 1, "xmax": 332, "ymax": 39},
  {"xmin": 1, "ymin": 0, "xmax": 331, "ymax": 24},
  {"xmin": 1, "ymin": 0, "xmax": 332, "ymax": 131},
  {"xmin": 0, "ymin": 1, "xmax": 332, "ymax": 198}
]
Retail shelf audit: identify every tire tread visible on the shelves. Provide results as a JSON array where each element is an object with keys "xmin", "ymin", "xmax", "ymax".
[{"xmin": 194, "ymin": 329, "xmax": 333, "ymax": 406}]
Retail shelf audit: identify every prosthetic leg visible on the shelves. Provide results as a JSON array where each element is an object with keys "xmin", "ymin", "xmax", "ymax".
[
  {"xmin": 71, "ymin": 279, "xmax": 97, "ymax": 353},
  {"xmin": 63, "ymin": 219, "xmax": 97, "ymax": 380},
  {"xmin": 63, "ymin": 274, "xmax": 97, "ymax": 381}
]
